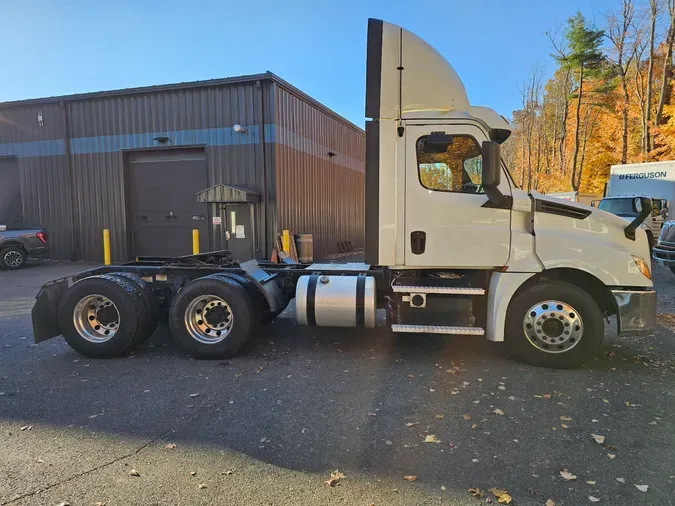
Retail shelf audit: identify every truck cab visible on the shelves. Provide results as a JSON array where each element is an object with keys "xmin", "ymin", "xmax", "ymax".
[{"xmin": 363, "ymin": 19, "xmax": 656, "ymax": 367}]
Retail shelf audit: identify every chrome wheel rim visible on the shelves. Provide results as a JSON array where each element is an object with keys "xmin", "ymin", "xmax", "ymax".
[
  {"xmin": 184, "ymin": 295, "xmax": 233, "ymax": 344},
  {"xmin": 73, "ymin": 294, "xmax": 120, "ymax": 343},
  {"xmin": 4, "ymin": 250, "xmax": 23, "ymax": 267},
  {"xmin": 523, "ymin": 300, "xmax": 583, "ymax": 354}
]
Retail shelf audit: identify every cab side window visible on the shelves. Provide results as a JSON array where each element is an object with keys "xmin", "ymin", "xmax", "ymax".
[{"xmin": 416, "ymin": 135, "xmax": 484, "ymax": 194}]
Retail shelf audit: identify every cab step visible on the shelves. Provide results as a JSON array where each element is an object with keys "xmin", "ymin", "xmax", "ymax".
[
  {"xmin": 391, "ymin": 324, "xmax": 485, "ymax": 335},
  {"xmin": 392, "ymin": 286, "xmax": 485, "ymax": 295}
]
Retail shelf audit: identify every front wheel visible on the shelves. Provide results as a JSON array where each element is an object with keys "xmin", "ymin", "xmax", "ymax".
[{"xmin": 506, "ymin": 280, "xmax": 604, "ymax": 369}]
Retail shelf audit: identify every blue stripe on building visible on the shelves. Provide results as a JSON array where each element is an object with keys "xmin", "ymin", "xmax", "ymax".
[
  {"xmin": 0, "ymin": 139, "xmax": 65, "ymax": 157},
  {"xmin": 0, "ymin": 123, "xmax": 363, "ymax": 172}
]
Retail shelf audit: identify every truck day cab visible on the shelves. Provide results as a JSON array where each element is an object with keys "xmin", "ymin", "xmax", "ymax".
[{"xmin": 31, "ymin": 19, "xmax": 656, "ymax": 369}]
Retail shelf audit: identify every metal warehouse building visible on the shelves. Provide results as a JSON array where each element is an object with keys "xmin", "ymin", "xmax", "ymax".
[{"xmin": 0, "ymin": 72, "xmax": 364, "ymax": 262}]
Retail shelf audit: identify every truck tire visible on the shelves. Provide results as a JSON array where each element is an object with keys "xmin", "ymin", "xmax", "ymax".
[
  {"xmin": 58, "ymin": 275, "xmax": 149, "ymax": 358},
  {"xmin": 169, "ymin": 276, "xmax": 255, "ymax": 359},
  {"xmin": 505, "ymin": 280, "xmax": 604, "ymax": 369},
  {"xmin": 109, "ymin": 272, "xmax": 159, "ymax": 345},
  {"xmin": 0, "ymin": 246, "xmax": 26, "ymax": 270}
]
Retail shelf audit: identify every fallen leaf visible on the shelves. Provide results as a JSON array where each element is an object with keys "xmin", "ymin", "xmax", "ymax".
[
  {"xmin": 649, "ymin": 420, "xmax": 657, "ymax": 425},
  {"xmin": 493, "ymin": 408, "xmax": 505, "ymax": 416},
  {"xmin": 403, "ymin": 475, "xmax": 417, "ymax": 482},
  {"xmin": 190, "ymin": 471, "xmax": 197, "ymax": 476},
  {"xmin": 471, "ymin": 423, "xmax": 478, "ymax": 429},
  {"xmin": 602, "ymin": 399, "xmax": 609, "ymax": 404},
  {"xmin": 55, "ymin": 503, "xmax": 70, "ymax": 506},
  {"xmin": 498, "ymin": 386, "xmax": 506, "ymax": 390},
  {"xmin": 489, "ymin": 488, "xmax": 512, "ymax": 504},
  {"xmin": 462, "ymin": 414, "xmax": 472, "ymax": 421},
  {"xmin": 634, "ymin": 484, "xmax": 648, "ymax": 492},
  {"xmin": 450, "ymin": 390, "xmax": 460, "ymax": 395},
  {"xmin": 589, "ymin": 496, "xmax": 600, "ymax": 503},
  {"xmin": 129, "ymin": 469, "xmax": 140, "ymax": 477},
  {"xmin": 368, "ymin": 412, "xmax": 377, "ymax": 417},
  {"xmin": 591, "ymin": 434, "xmax": 605, "ymax": 444},
  {"xmin": 561, "ymin": 424, "xmax": 569, "ymax": 429},
  {"xmin": 325, "ymin": 470, "xmax": 345, "ymax": 487},
  {"xmin": 198, "ymin": 483, "xmax": 207, "ymax": 489},
  {"xmin": 560, "ymin": 469, "xmax": 577, "ymax": 481},
  {"xmin": 586, "ymin": 480, "xmax": 596, "ymax": 485},
  {"xmin": 94, "ymin": 502, "xmax": 106, "ymax": 506},
  {"xmin": 189, "ymin": 393, "xmax": 199, "ymax": 398},
  {"xmin": 546, "ymin": 500, "xmax": 556, "ymax": 506},
  {"xmin": 436, "ymin": 414, "xmax": 444, "ymax": 420},
  {"xmin": 543, "ymin": 394, "xmax": 552, "ymax": 399},
  {"xmin": 441, "ymin": 485, "xmax": 446, "ymax": 491},
  {"xmin": 385, "ymin": 440, "xmax": 393, "ymax": 445},
  {"xmin": 607, "ymin": 453, "xmax": 616, "ymax": 459},
  {"xmin": 472, "ymin": 458, "xmax": 479, "ymax": 463},
  {"xmin": 477, "ymin": 378, "xmax": 483, "ymax": 382},
  {"xmin": 527, "ymin": 488, "xmax": 539, "ymax": 495},
  {"xmin": 560, "ymin": 416, "xmax": 572, "ymax": 421},
  {"xmin": 552, "ymin": 427, "xmax": 558, "ymax": 431},
  {"xmin": 164, "ymin": 443, "xmax": 176, "ymax": 449},
  {"xmin": 616, "ymin": 478, "xmax": 625, "ymax": 483},
  {"xmin": 222, "ymin": 470, "xmax": 234, "ymax": 475},
  {"xmin": 468, "ymin": 487, "xmax": 484, "ymax": 498},
  {"xmin": 424, "ymin": 434, "xmax": 441, "ymax": 443},
  {"xmin": 624, "ymin": 401, "xmax": 631, "ymax": 407},
  {"xmin": 408, "ymin": 374, "xmax": 415, "ymax": 379},
  {"xmin": 406, "ymin": 422, "xmax": 418, "ymax": 427}
]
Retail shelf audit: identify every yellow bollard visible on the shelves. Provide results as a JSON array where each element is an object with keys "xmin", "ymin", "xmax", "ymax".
[
  {"xmin": 282, "ymin": 229, "xmax": 291, "ymax": 254},
  {"xmin": 103, "ymin": 229, "xmax": 111, "ymax": 266},
  {"xmin": 192, "ymin": 229, "xmax": 200, "ymax": 255}
]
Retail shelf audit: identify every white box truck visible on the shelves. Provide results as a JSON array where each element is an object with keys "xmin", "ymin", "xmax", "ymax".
[{"xmin": 30, "ymin": 19, "xmax": 656, "ymax": 369}]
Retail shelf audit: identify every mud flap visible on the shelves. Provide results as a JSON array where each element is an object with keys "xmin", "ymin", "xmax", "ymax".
[{"xmin": 32, "ymin": 278, "xmax": 70, "ymax": 343}]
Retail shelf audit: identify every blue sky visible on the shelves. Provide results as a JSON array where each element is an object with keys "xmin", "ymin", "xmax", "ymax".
[{"xmin": 1, "ymin": 0, "xmax": 624, "ymax": 126}]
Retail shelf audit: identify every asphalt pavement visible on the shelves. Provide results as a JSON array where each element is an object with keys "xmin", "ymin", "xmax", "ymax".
[{"xmin": 1, "ymin": 260, "xmax": 674, "ymax": 505}]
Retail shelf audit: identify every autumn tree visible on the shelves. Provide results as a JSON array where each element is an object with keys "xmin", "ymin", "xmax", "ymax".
[{"xmin": 553, "ymin": 12, "xmax": 605, "ymax": 190}]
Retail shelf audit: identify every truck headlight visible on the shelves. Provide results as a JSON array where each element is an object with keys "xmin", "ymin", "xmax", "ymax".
[{"xmin": 631, "ymin": 255, "xmax": 652, "ymax": 280}]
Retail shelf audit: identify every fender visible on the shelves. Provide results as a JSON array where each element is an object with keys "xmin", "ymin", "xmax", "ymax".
[{"xmin": 486, "ymin": 272, "xmax": 535, "ymax": 342}]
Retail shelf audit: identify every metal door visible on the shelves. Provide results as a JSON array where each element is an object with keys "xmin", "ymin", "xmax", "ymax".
[
  {"xmin": 224, "ymin": 205, "xmax": 253, "ymax": 261},
  {"xmin": 127, "ymin": 149, "xmax": 208, "ymax": 258},
  {"xmin": 0, "ymin": 158, "xmax": 23, "ymax": 229},
  {"xmin": 404, "ymin": 124, "xmax": 512, "ymax": 268}
]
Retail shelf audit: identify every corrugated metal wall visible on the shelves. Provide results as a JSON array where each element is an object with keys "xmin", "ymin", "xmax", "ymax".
[
  {"xmin": 274, "ymin": 85, "xmax": 365, "ymax": 259},
  {"xmin": 65, "ymin": 82, "xmax": 276, "ymax": 261},
  {"xmin": 0, "ymin": 102, "xmax": 75, "ymax": 259},
  {"xmin": 0, "ymin": 79, "xmax": 276, "ymax": 261},
  {"xmin": 0, "ymin": 75, "xmax": 363, "ymax": 262}
]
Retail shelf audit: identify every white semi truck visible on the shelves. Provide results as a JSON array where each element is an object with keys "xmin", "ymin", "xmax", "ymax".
[{"xmin": 31, "ymin": 19, "xmax": 656, "ymax": 369}]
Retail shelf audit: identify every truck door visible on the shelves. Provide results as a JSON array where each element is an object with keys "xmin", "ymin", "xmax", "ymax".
[{"xmin": 405, "ymin": 124, "xmax": 512, "ymax": 268}]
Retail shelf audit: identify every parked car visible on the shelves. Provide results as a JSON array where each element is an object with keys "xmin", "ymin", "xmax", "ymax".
[
  {"xmin": 653, "ymin": 220, "xmax": 675, "ymax": 274},
  {"xmin": 0, "ymin": 226, "xmax": 48, "ymax": 269}
]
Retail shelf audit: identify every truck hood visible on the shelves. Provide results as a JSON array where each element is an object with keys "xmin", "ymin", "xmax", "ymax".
[{"xmin": 529, "ymin": 191, "xmax": 653, "ymax": 287}]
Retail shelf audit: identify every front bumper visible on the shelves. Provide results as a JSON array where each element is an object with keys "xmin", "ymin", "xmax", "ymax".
[{"xmin": 612, "ymin": 289, "xmax": 656, "ymax": 337}]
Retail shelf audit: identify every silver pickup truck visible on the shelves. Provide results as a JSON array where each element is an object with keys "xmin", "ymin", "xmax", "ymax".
[{"xmin": 0, "ymin": 226, "xmax": 48, "ymax": 269}]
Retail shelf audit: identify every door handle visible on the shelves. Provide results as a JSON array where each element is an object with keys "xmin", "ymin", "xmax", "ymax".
[{"xmin": 411, "ymin": 231, "xmax": 426, "ymax": 254}]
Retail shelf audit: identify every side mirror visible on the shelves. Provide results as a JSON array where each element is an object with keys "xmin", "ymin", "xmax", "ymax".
[
  {"xmin": 481, "ymin": 141, "xmax": 506, "ymax": 207},
  {"xmin": 481, "ymin": 141, "xmax": 501, "ymax": 188},
  {"xmin": 625, "ymin": 196, "xmax": 653, "ymax": 240}
]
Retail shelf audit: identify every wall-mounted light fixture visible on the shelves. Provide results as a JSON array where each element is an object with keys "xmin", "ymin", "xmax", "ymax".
[
  {"xmin": 233, "ymin": 124, "xmax": 247, "ymax": 134},
  {"xmin": 153, "ymin": 136, "xmax": 170, "ymax": 144},
  {"xmin": 327, "ymin": 151, "xmax": 336, "ymax": 158}
]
